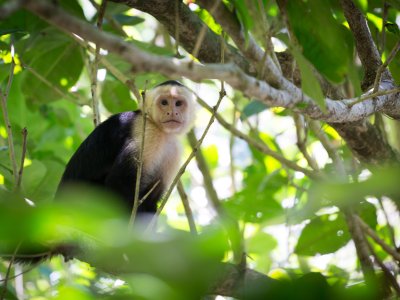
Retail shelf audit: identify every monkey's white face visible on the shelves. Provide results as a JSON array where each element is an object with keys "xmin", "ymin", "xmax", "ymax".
[{"xmin": 145, "ymin": 85, "xmax": 195, "ymax": 135}]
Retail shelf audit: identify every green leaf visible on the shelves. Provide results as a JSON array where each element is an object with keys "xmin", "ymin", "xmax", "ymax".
[
  {"xmin": 287, "ymin": 0, "xmax": 353, "ymax": 83},
  {"xmin": 358, "ymin": 201, "xmax": 377, "ymax": 229},
  {"xmin": 240, "ymin": 100, "xmax": 269, "ymax": 120},
  {"xmin": 247, "ymin": 232, "xmax": 277, "ymax": 254},
  {"xmin": 22, "ymin": 160, "xmax": 47, "ymax": 197},
  {"xmin": 225, "ymin": 166, "xmax": 286, "ymax": 224},
  {"xmin": 295, "ymin": 214, "xmax": 351, "ymax": 255},
  {"xmin": 101, "ymin": 78, "xmax": 138, "ymax": 114},
  {"xmin": 195, "ymin": 8, "xmax": 223, "ymax": 35},
  {"xmin": 291, "ymin": 48, "xmax": 326, "ymax": 112},
  {"xmin": 21, "ymin": 29, "xmax": 84, "ymax": 104},
  {"xmin": 229, "ymin": 0, "xmax": 253, "ymax": 43},
  {"xmin": 385, "ymin": 22, "xmax": 400, "ymax": 36},
  {"xmin": 113, "ymin": 14, "xmax": 145, "ymax": 26},
  {"xmin": 202, "ymin": 144, "xmax": 219, "ymax": 170}
]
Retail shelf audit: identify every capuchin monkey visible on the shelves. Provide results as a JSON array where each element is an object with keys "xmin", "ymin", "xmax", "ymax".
[
  {"xmin": 10, "ymin": 80, "xmax": 196, "ymax": 264},
  {"xmin": 58, "ymin": 80, "xmax": 196, "ymax": 213}
]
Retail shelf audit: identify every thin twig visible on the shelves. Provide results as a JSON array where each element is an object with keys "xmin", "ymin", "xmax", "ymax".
[
  {"xmin": 0, "ymin": 40, "xmax": 18, "ymax": 185},
  {"xmin": 21, "ymin": 62, "xmax": 87, "ymax": 105},
  {"xmin": 377, "ymin": 197, "xmax": 397, "ymax": 248},
  {"xmin": 187, "ymin": 130, "xmax": 220, "ymax": 210},
  {"xmin": 177, "ymin": 180, "xmax": 197, "ymax": 235},
  {"xmin": 16, "ymin": 127, "xmax": 28, "ymax": 189},
  {"xmin": 366, "ymin": 237, "xmax": 400, "ymax": 296},
  {"xmin": 344, "ymin": 211, "xmax": 376, "ymax": 284},
  {"xmin": 146, "ymin": 87, "xmax": 226, "ymax": 232},
  {"xmin": 293, "ymin": 113, "xmax": 319, "ymax": 171},
  {"xmin": 356, "ymin": 215, "xmax": 400, "ymax": 262},
  {"xmin": 195, "ymin": 94, "xmax": 318, "ymax": 179},
  {"xmin": 88, "ymin": 0, "xmax": 128, "ymax": 38},
  {"xmin": 174, "ymin": 0, "xmax": 180, "ymax": 56},
  {"xmin": 129, "ymin": 91, "xmax": 147, "ymax": 227},
  {"xmin": 308, "ymin": 120, "xmax": 345, "ymax": 175},
  {"xmin": 229, "ymin": 107, "xmax": 237, "ymax": 193},
  {"xmin": 191, "ymin": 0, "xmax": 221, "ymax": 60},
  {"xmin": 69, "ymin": 32, "xmax": 142, "ymax": 103},
  {"xmin": 348, "ymin": 87, "xmax": 400, "ymax": 107},
  {"xmin": 138, "ymin": 180, "xmax": 160, "ymax": 205},
  {"xmin": 0, "ymin": 242, "xmax": 21, "ymax": 300},
  {"xmin": 90, "ymin": 0, "xmax": 107, "ymax": 127},
  {"xmin": 0, "ymin": 264, "xmax": 37, "ymax": 283},
  {"xmin": 373, "ymin": 40, "xmax": 400, "ymax": 93},
  {"xmin": 380, "ymin": 2, "xmax": 389, "ymax": 54}
]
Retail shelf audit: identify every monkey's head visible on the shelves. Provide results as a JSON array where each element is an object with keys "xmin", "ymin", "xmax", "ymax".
[{"xmin": 144, "ymin": 81, "xmax": 196, "ymax": 134}]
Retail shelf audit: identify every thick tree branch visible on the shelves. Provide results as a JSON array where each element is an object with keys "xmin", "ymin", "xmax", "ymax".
[
  {"xmin": 332, "ymin": 120, "xmax": 398, "ymax": 164},
  {"xmin": 18, "ymin": 0, "xmax": 400, "ymax": 165},
  {"xmin": 196, "ymin": 0, "xmax": 283, "ymax": 88},
  {"xmin": 340, "ymin": 0, "xmax": 391, "ymax": 90},
  {"xmin": 19, "ymin": 0, "xmax": 400, "ymax": 125},
  {"xmin": 109, "ymin": 0, "xmax": 253, "ymax": 75}
]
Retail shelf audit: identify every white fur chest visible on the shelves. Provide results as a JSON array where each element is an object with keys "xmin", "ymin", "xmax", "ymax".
[{"xmin": 133, "ymin": 119, "xmax": 182, "ymax": 186}]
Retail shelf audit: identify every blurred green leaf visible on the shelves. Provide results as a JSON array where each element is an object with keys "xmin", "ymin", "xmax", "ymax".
[
  {"xmin": 21, "ymin": 28, "xmax": 83, "ymax": 104},
  {"xmin": 385, "ymin": 22, "xmax": 400, "ymax": 36},
  {"xmin": 287, "ymin": 0, "xmax": 353, "ymax": 83},
  {"xmin": 195, "ymin": 8, "xmax": 223, "ymax": 35},
  {"xmin": 113, "ymin": 14, "xmax": 145, "ymax": 26},
  {"xmin": 247, "ymin": 231, "xmax": 277, "ymax": 254},
  {"xmin": 291, "ymin": 47, "xmax": 326, "ymax": 112},
  {"xmin": 295, "ymin": 214, "xmax": 350, "ymax": 255},
  {"xmin": 241, "ymin": 100, "xmax": 269, "ymax": 120},
  {"xmin": 202, "ymin": 144, "xmax": 219, "ymax": 169},
  {"xmin": 229, "ymin": 0, "xmax": 253, "ymax": 42},
  {"xmin": 101, "ymin": 78, "xmax": 138, "ymax": 114}
]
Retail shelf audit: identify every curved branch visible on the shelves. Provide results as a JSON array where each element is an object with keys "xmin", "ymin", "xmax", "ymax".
[
  {"xmin": 18, "ymin": 0, "xmax": 400, "ymax": 164},
  {"xmin": 109, "ymin": 0, "xmax": 253, "ymax": 75},
  {"xmin": 19, "ymin": 0, "xmax": 400, "ymax": 124}
]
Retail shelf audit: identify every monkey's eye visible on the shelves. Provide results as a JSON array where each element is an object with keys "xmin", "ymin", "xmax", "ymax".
[
  {"xmin": 176, "ymin": 100, "xmax": 183, "ymax": 107},
  {"xmin": 160, "ymin": 99, "xmax": 168, "ymax": 106}
]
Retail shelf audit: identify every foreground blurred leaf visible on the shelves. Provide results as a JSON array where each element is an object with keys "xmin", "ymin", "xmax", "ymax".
[
  {"xmin": 0, "ymin": 187, "xmax": 228, "ymax": 299},
  {"xmin": 307, "ymin": 166, "xmax": 400, "ymax": 211}
]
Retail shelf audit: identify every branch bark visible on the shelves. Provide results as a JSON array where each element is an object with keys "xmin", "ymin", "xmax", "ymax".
[
  {"xmin": 340, "ymin": 0, "xmax": 391, "ymax": 90},
  {"xmin": 109, "ymin": 0, "xmax": 253, "ymax": 75},
  {"xmin": 18, "ymin": 0, "xmax": 400, "ymax": 165}
]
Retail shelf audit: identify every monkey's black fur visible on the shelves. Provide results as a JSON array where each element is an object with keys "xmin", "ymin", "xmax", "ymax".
[
  {"xmin": 58, "ymin": 111, "xmax": 163, "ymax": 213},
  {"xmin": 156, "ymin": 79, "xmax": 184, "ymax": 87}
]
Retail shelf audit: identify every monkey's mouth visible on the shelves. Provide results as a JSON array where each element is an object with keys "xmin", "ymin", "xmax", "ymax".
[{"xmin": 163, "ymin": 120, "xmax": 181, "ymax": 124}]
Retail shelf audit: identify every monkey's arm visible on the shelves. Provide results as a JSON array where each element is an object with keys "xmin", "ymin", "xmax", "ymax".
[{"xmin": 58, "ymin": 112, "xmax": 137, "ymax": 188}]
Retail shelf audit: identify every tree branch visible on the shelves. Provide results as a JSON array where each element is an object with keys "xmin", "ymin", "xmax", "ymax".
[
  {"xmin": 19, "ymin": 0, "xmax": 400, "ymax": 125},
  {"xmin": 109, "ymin": 0, "xmax": 253, "ymax": 75},
  {"xmin": 339, "ymin": 0, "xmax": 391, "ymax": 90}
]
